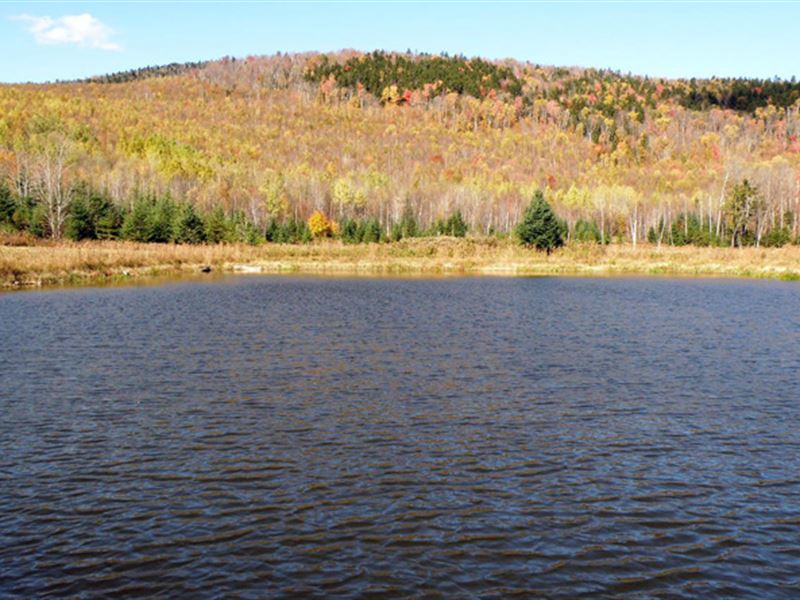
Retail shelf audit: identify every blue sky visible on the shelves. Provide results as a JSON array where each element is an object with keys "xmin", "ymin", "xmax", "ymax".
[{"xmin": 1, "ymin": 1, "xmax": 798, "ymax": 83}]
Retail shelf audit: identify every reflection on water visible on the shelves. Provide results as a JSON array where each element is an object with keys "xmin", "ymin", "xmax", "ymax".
[{"xmin": 2, "ymin": 276, "xmax": 800, "ymax": 597}]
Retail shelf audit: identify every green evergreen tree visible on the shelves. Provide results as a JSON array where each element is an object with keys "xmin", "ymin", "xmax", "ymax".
[
  {"xmin": 264, "ymin": 219, "xmax": 283, "ymax": 244},
  {"xmin": 121, "ymin": 197, "xmax": 154, "ymax": 242},
  {"xmin": 515, "ymin": 190, "xmax": 564, "ymax": 254},
  {"xmin": 446, "ymin": 211, "xmax": 468, "ymax": 237},
  {"xmin": 95, "ymin": 204, "xmax": 123, "ymax": 240},
  {"xmin": 762, "ymin": 227, "xmax": 791, "ymax": 248},
  {"xmin": 269, "ymin": 218, "xmax": 297, "ymax": 243},
  {"xmin": 65, "ymin": 196, "xmax": 94, "ymax": 240},
  {"xmin": 95, "ymin": 194, "xmax": 120, "ymax": 239},
  {"xmin": 362, "ymin": 218, "xmax": 383, "ymax": 243},
  {"xmin": 172, "ymin": 203, "xmax": 207, "ymax": 244},
  {"xmin": 228, "ymin": 212, "xmax": 262, "ymax": 245},
  {"xmin": 340, "ymin": 218, "xmax": 361, "ymax": 244},
  {"xmin": 205, "ymin": 206, "xmax": 230, "ymax": 244},
  {"xmin": 390, "ymin": 222, "xmax": 403, "ymax": 242},
  {"xmin": 298, "ymin": 219, "xmax": 313, "ymax": 243},
  {"xmin": 399, "ymin": 207, "xmax": 418, "ymax": 238},
  {"xmin": 0, "ymin": 184, "xmax": 15, "ymax": 224},
  {"xmin": 573, "ymin": 218, "xmax": 601, "ymax": 243},
  {"xmin": 11, "ymin": 197, "xmax": 36, "ymax": 232},
  {"xmin": 29, "ymin": 204, "xmax": 49, "ymax": 238},
  {"xmin": 148, "ymin": 197, "xmax": 177, "ymax": 243},
  {"xmin": 429, "ymin": 218, "xmax": 447, "ymax": 236}
]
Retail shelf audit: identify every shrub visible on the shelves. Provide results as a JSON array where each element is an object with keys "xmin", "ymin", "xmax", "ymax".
[
  {"xmin": 307, "ymin": 210, "xmax": 336, "ymax": 238},
  {"xmin": 762, "ymin": 227, "xmax": 791, "ymax": 248}
]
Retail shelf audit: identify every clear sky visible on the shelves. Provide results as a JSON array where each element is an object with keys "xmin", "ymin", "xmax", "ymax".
[{"xmin": 1, "ymin": 1, "xmax": 798, "ymax": 83}]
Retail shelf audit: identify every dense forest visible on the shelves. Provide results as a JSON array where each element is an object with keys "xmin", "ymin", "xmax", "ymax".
[{"xmin": 2, "ymin": 50, "xmax": 800, "ymax": 247}]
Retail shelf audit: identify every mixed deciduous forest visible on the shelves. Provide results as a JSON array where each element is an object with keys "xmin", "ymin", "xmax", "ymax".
[{"xmin": 2, "ymin": 50, "xmax": 800, "ymax": 248}]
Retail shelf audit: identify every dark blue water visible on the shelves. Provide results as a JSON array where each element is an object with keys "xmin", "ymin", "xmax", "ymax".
[{"xmin": 2, "ymin": 276, "xmax": 800, "ymax": 597}]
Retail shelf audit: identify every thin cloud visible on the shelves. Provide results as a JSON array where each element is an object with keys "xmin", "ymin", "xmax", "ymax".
[{"xmin": 13, "ymin": 13, "xmax": 121, "ymax": 51}]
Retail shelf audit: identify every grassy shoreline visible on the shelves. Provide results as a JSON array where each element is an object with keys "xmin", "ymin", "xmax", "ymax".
[{"xmin": 2, "ymin": 237, "xmax": 800, "ymax": 289}]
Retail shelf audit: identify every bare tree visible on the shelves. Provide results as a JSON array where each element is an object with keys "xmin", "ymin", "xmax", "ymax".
[{"xmin": 34, "ymin": 132, "xmax": 74, "ymax": 239}]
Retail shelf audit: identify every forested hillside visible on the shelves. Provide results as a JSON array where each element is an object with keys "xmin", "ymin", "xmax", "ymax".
[{"xmin": 2, "ymin": 50, "xmax": 800, "ymax": 246}]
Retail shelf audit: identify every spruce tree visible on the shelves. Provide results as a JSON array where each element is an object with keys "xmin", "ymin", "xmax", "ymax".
[
  {"xmin": 65, "ymin": 196, "xmax": 94, "ymax": 240},
  {"xmin": 515, "ymin": 190, "xmax": 564, "ymax": 254},
  {"xmin": 121, "ymin": 197, "xmax": 154, "ymax": 242},
  {"xmin": 340, "ymin": 219, "xmax": 359, "ymax": 244},
  {"xmin": 399, "ymin": 207, "xmax": 418, "ymax": 238},
  {"xmin": 148, "ymin": 197, "xmax": 177, "ymax": 243},
  {"xmin": 172, "ymin": 204, "xmax": 206, "ymax": 244},
  {"xmin": 0, "ymin": 184, "xmax": 14, "ymax": 224},
  {"xmin": 446, "ymin": 211, "xmax": 467, "ymax": 237},
  {"xmin": 205, "ymin": 206, "xmax": 230, "ymax": 244},
  {"xmin": 362, "ymin": 218, "xmax": 382, "ymax": 243},
  {"xmin": 95, "ymin": 207, "xmax": 122, "ymax": 240}
]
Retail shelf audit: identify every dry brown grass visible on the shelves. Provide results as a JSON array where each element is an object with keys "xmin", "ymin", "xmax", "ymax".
[{"xmin": 2, "ymin": 238, "xmax": 800, "ymax": 289}]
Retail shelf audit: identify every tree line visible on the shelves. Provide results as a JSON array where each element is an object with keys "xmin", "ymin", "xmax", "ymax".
[
  {"xmin": 0, "ymin": 183, "xmax": 471, "ymax": 244},
  {"xmin": 2, "ymin": 178, "xmax": 795, "ymax": 250}
]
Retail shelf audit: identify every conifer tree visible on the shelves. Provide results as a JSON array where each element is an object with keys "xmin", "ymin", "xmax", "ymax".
[
  {"xmin": 362, "ymin": 218, "xmax": 382, "ymax": 243},
  {"xmin": 121, "ymin": 197, "xmax": 154, "ymax": 242},
  {"xmin": 446, "ymin": 211, "xmax": 467, "ymax": 237},
  {"xmin": 515, "ymin": 190, "xmax": 564, "ymax": 254},
  {"xmin": 205, "ymin": 206, "xmax": 230, "ymax": 244},
  {"xmin": 64, "ymin": 196, "xmax": 94, "ymax": 240},
  {"xmin": 172, "ymin": 203, "xmax": 206, "ymax": 244},
  {"xmin": 0, "ymin": 184, "xmax": 14, "ymax": 224}
]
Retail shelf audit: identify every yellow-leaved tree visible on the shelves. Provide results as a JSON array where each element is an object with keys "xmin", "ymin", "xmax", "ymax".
[{"xmin": 307, "ymin": 210, "xmax": 337, "ymax": 238}]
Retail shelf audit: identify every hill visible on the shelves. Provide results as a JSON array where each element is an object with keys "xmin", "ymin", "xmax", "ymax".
[{"xmin": 1, "ymin": 50, "xmax": 799, "ymax": 247}]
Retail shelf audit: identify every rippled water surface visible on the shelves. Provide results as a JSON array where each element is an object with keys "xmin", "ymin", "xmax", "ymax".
[{"xmin": 2, "ymin": 275, "xmax": 800, "ymax": 597}]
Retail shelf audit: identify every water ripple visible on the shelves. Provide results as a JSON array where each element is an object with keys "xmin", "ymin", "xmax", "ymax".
[{"xmin": 2, "ymin": 276, "xmax": 800, "ymax": 597}]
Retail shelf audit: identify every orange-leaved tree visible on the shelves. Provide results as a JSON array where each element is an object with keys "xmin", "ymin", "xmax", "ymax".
[{"xmin": 307, "ymin": 210, "xmax": 338, "ymax": 238}]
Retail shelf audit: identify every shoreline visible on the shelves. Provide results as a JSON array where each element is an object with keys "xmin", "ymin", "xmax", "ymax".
[{"xmin": 2, "ymin": 238, "xmax": 800, "ymax": 290}]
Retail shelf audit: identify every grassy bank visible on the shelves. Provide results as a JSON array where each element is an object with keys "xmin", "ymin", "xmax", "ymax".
[{"xmin": 2, "ymin": 237, "xmax": 800, "ymax": 289}]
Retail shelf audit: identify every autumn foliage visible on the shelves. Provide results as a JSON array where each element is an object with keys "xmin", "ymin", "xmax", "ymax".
[
  {"xmin": 307, "ymin": 210, "xmax": 337, "ymax": 238},
  {"xmin": 1, "ymin": 51, "xmax": 800, "ymax": 248}
]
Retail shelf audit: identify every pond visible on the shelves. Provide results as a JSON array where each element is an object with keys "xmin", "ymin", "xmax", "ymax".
[{"xmin": 2, "ymin": 275, "xmax": 800, "ymax": 597}]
